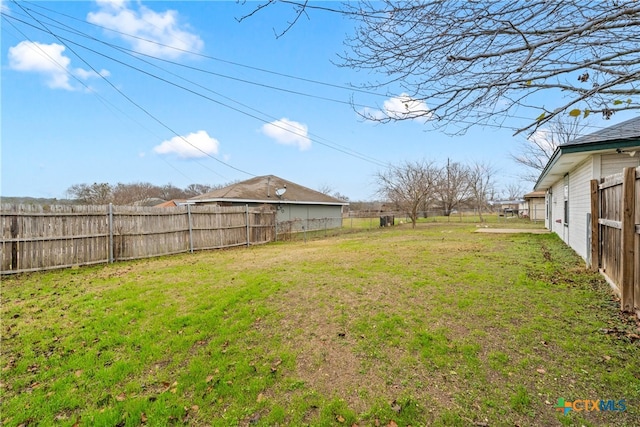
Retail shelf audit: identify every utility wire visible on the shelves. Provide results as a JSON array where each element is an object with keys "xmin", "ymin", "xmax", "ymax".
[
  {"xmin": 4, "ymin": 8, "xmax": 389, "ymax": 167},
  {"xmin": 4, "ymin": 2, "xmax": 625, "ymax": 160},
  {"xmin": 2, "ymin": 14, "xmax": 227, "ymax": 183},
  {"xmin": 20, "ymin": 0, "xmax": 391, "ymax": 99},
  {"xmin": 12, "ymin": 5, "xmax": 374, "ymax": 110},
  {"xmin": 10, "ymin": 1, "xmax": 257, "ymax": 177}
]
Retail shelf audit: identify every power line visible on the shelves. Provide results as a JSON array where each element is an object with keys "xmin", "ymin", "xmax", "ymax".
[
  {"xmin": 4, "ymin": 1, "xmax": 631, "ymax": 167},
  {"xmin": 19, "ymin": 0, "xmax": 390, "ymax": 99},
  {"xmin": 11, "ymin": 4, "xmax": 376, "ymax": 110},
  {"xmin": 10, "ymin": 1, "xmax": 257, "ymax": 178},
  {"xmin": 2, "ymin": 14, "xmax": 230, "ymax": 184},
  {"xmin": 4, "ymin": 6, "xmax": 390, "ymax": 168}
]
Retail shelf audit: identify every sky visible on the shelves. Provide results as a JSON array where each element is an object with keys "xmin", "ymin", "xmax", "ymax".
[{"xmin": 2, "ymin": 0, "xmax": 637, "ymax": 201}]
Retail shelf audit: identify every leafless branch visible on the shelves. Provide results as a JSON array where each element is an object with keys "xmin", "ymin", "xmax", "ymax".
[
  {"xmin": 237, "ymin": 1, "xmax": 640, "ymax": 134},
  {"xmin": 340, "ymin": 0, "xmax": 640, "ymax": 134}
]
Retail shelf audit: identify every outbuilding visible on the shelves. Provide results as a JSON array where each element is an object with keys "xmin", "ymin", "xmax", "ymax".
[{"xmin": 188, "ymin": 175, "xmax": 349, "ymax": 232}]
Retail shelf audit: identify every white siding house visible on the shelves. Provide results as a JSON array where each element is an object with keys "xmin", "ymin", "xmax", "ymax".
[
  {"xmin": 535, "ymin": 116, "xmax": 640, "ymax": 263},
  {"xmin": 523, "ymin": 191, "xmax": 545, "ymax": 221}
]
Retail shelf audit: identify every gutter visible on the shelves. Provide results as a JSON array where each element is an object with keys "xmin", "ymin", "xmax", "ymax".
[{"xmin": 534, "ymin": 137, "xmax": 640, "ymax": 191}]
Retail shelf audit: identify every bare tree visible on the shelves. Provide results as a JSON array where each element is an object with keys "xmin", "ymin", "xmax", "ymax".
[
  {"xmin": 317, "ymin": 184, "xmax": 349, "ymax": 201},
  {"xmin": 467, "ymin": 162, "xmax": 497, "ymax": 222},
  {"xmin": 184, "ymin": 183, "xmax": 218, "ymax": 198},
  {"xmin": 349, "ymin": 1, "xmax": 640, "ymax": 134},
  {"xmin": 243, "ymin": 1, "xmax": 640, "ymax": 135},
  {"xmin": 511, "ymin": 116, "xmax": 589, "ymax": 182},
  {"xmin": 433, "ymin": 160, "xmax": 470, "ymax": 216},
  {"xmin": 375, "ymin": 159, "xmax": 437, "ymax": 228},
  {"xmin": 156, "ymin": 184, "xmax": 182, "ymax": 201},
  {"xmin": 503, "ymin": 183, "xmax": 526, "ymax": 201},
  {"xmin": 331, "ymin": 192, "xmax": 350, "ymax": 202},
  {"xmin": 317, "ymin": 184, "xmax": 334, "ymax": 196},
  {"xmin": 66, "ymin": 182, "xmax": 221, "ymax": 205},
  {"xmin": 66, "ymin": 183, "xmax": 113, "ymax": 204},
  {"xmin": 112, "ymin": 182, "xmax": 158, "ymax": 205}
]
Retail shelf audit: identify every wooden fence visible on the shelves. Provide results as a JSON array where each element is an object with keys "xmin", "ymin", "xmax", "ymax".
[
  {"xmin": 1, "ymin": 204, "xmax": 274, "ymax": 274},
  {"xmin": 591, "ymin": 166, "xmax": 640, "ymax": 316}
]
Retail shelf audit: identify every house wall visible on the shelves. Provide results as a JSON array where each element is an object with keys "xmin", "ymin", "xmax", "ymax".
[
  {"xmin": 548, "ymin": 179, "xmax": 566, "ymax": 239},
  {"xmin": 601, "ymin": 153, "xmax": 640, "ymax": 176},
  {"xmin": 277, "ymin": 204, "xmax": 343, "ymax": 231},
  {"xmin": 527, "ymin": 198, "xmax": 545, "ymax": 221},
  {"xmin": 544, "ymin": 152, "xmax": 639, "ymax": 263},
  {"xmin": 194, "ymin": 202, "xmax": 344, "ymax": 233},
  {"xmin": 567, "ymin": 158, "xmax": 594, "ymax": 261}
]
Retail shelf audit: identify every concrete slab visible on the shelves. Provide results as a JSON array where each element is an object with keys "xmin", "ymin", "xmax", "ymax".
[{"xmin": 474, "ymin": 228, "xmax": 551, "ymax": 234}]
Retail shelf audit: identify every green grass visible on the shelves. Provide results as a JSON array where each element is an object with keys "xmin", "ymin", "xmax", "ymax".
[
  {"xmin": 342, "ymin": 214, "xmax": 545, "ymax": 231},
  {"xmin": 2, "ymin": 223, "xmax": 639, "ymax": 426}
]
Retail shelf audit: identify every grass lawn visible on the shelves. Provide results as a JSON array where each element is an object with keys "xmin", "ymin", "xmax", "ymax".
[{"xmin": 2, "ymin": 223, "xmax": 639, "ymax": 426}]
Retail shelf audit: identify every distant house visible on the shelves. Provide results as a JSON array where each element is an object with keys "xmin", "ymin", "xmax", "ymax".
[
  {"xmin": 493, "ymin": 199, "xmax": 525, "ymax": 217},
  {"xmin": 534, "ymin": 116, "xmax": 640, "ymax": 263},
  {"xmin": 523, "ymin": 191, "xmax": 545, "ymax": 222},
  {"xmin": 188, "ymin": 175, "xmax": 349, "ymax": 232},
  {"xmin": 154, "ymin": 199, "xmax": 187, "ymax": 208}
]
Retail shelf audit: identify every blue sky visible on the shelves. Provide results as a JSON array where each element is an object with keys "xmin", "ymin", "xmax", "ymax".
[{"xmin": 1, "ymin": 1, "xmax": 636, "ymax": 201}]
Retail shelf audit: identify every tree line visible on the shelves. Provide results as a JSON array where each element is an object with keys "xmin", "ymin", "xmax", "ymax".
[
  {"xmin": 65, "ymin": 182, "xmax": 221, "ymax": 205},
  {"xmin": 376, "ymin": 159, "xmax": 522, "ymax": 227}
]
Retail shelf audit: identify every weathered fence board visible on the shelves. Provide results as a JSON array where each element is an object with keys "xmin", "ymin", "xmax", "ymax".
[
  {"xmin": 591, "ymin": 166, "xmax": 640, "ymax": 317},
  {"xmin": 1, "ymin": 204, "xmax": 275, "ymax": 274}
]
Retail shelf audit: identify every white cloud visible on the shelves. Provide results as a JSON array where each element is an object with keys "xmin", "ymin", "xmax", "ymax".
[
  {"xmin": 87, "ymin": 1, "xmax": 204, "ymax": 59},
  {"xmin": 527, "ymin": 128, "xmax": 557, "ymax": 157},
  {"xmin": 359, "ymin": 106, "xmax": 387, "ymax": 121},
  {"xmin": 261, "ymin": 118, "xmax": 311, "ymax": 151},
  {"xmin": 8, "ymin": 41, "xmax": 108, "ymax": 90},
  {"xmin": 153, "ymin": 130, "xmax": 219, "ymax": 159},
  {"xmin": 8, "ymin": 41, "xmax": 71, "ymax": 89},
  {"xmin": 361, "ymin": 93, "xmax": 432, "ymax": 123},
  {"xmin": 95, "ymin": 0, "xmax": 126, "ymax": 10},
  {"xmin": 74, "ymin": 68, "xmax": 110, "ymax": 79},
  {"xmin": 1, "ymin": 0, "xmax": 11, "ymax": 15}
]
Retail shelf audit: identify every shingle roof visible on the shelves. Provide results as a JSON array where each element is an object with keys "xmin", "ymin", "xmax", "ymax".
[
  {"xmin": 189, "ymin": 175, "xmax": 348, "ymax": 205},
  {"xmin": 534, "ymin": 115, "xmax": 640, "ymax": 191},
  {"xmin": 564, "ymin": 115, "xmax": 640, "ymax": 146},
  {"xmin": 154, "ymin": 199, "xmax": 187, "ymax": 207}
]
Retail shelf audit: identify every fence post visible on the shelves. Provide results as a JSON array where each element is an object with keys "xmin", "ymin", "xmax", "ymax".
[
  {"xmin": 245, "ymin": 204, "xmax": 250, "ymax": 247},
  {"xmin": 620, "ymin": 167, "xmax": 636, "ymax": 312},
  {"xmin": 10, "ymin": 206, "xmax": 19, "ymax": 271},
  {"xmin": 187, "ymin": 204, "xmax": 194, "ymax": 253},
  {"xmin": 108, "ymin": 203, "xmax": 114, "ymax": 263},
  {"xmin": 590, "ymin": 179, "xmax": 599, "ymax": 272}
]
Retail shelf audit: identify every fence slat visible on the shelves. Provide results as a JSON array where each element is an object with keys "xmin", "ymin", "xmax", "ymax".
[
  {"xmin": 620, "ymin": 167, "xmax": 636, "ymax": 312},
  {"xmin": 593, "ymin": 166, "xmax": 639, "ymax": 317},
  {"xmin": 590, "ymin": 179, "xmax": 599, "ymax": 272}
]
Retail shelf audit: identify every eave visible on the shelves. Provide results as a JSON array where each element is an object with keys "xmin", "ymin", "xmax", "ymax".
[{"xmin": 534, "ymin": 138, "xmax": 640, "ymax": 191}]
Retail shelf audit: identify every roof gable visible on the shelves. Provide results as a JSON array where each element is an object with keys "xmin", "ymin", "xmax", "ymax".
[{"xmin": 189, "ymin": 175, "xmax": 348, "ymax": 205}]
